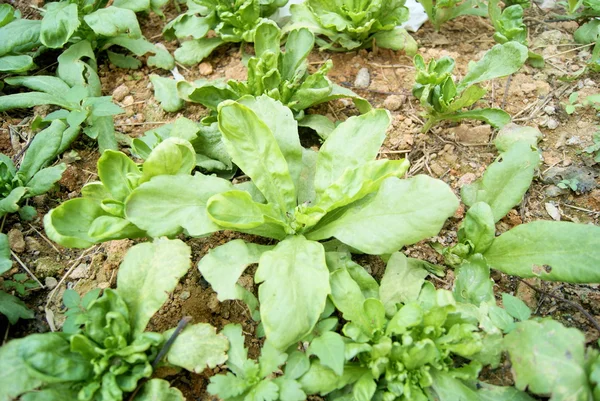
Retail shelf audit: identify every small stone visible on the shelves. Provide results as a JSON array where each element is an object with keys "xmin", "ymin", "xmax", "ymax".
[
  {"xmin": 122, "ymin": 95, "xmax": 134, "ymax": 107},
  {"xmin": 179, "ymin": 291, "xmax": 191, "ymax": 301},
  {"xmin": 450, "ymin": 124, "xmax": 491, "ymax": 144},
  {"xmin": 458, "ymin": 172, "xmax": 477, "ymax": 187},
  {"xmin": 70, "ymin": 263, "xmax": 89, "ymax": 279},
  {"xmin": 383, "ymin": 95, "xmax": 405, "ymax": 111},
  {"xmin": 25, "ymin": 237, "xmax": 43, "ymax": 253},
  {"xmin": 566, "ymin": 136, "xmax": 582, "ymax": 146},
  {"xmin": 545, "ymin": 202, "xmax": 561, "ymax": 221},
  {"xmin": 45, "ymin": 276, "xmax": 58, "ymax": 290},
  {"xmin": 35, "ymin": 257, "xmax": 64, "ymax": 278},
  {"xmin": 584, "ymin": 78, "xmax": 596, "ymax": 87},
  {"xmin": 430, "ymin": 162, "xmax": 446, "ymax": 176},
  {"xmin": 113, "ymin": 84, "xmax": 129, "ymax": 102},
  {"xmin": 8, "ymin": 229, "xmax": 25, "ymax": 253},
  {"xmin": 570, "ymin": 64, "xmax": 581, "ymax": 72},
  {"xmin": 198, "ymin": 62, "xmax": 213, "ymax": 76},
  {"xmin": 545, "ymin": 184, "xmax": 568, "ymax": 197},
  {"xmin": 208, "ymin": 293, "xmax": 220, "ymax": 312},
  {"xmin": 98, "ymin": 282, "xmax": 110, "ymax": 289},
  {"xmin": 546, "ymin": 118, "xmax": 559, "ymax": 130},
  {"xmin": 354, "ymin": 68, "xmax": 370, "ymax": 88},
  {"xmin": 544, "ymin": 105, "xmax": 556, "ymax": 115}
]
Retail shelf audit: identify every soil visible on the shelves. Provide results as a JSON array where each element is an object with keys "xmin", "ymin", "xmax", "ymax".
[{"xmin": 1, "ymin": 1, "xmax": 600, "ymax": 400}]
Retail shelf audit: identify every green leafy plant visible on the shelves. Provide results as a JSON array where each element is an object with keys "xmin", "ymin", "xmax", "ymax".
[
  {"xmin": 563, "ymin": 91, "xmax": 583, "ymax": 114},
  {"xmin": 2, "ymin": 273, "xmax": 38, "ymax": 296},
  {"xmin": 61, "ymin": 288, "xmax": 101, "ymax": 334},
  {"xmin": 583, "ymin": 129, "xmax": 600, "ymax": 162},
  {"xmin": 488, "ymin": 0, "xmax": 544, "ymax": 67},
  {"xmin": 285, "ymin": 0, "xmax": 417, "ymax": 52},
  {"xmin": 164, "ymin": 0, "xmax": 288, "ymax": 65},
  {"xmin": 557, "ymin": 177, "xmax": 579, "ymax": 191},
  {"xmin": 120, "ymin": 96, "xmax": 459, "ymax": 351},
  {"xmin": 44, "ymin": 137, "xmax": 203, "ymax": 248},
  {"xmin": 0, "ymin": 238, "xmax": 229, "ymax": 401},
  {"xmin": 412, "ymin": 42, "xmax": 529, "ymax": 132},
  {"xmin": 176, "ymin": 20, "xmax": 370, "ymax": 132},
  {"xmin": 416, "ymin": 0, "xmax": 488, "ymax": 31},
  {"xmin": 0, "ymin": 41, "xmax": 123, "ymax": 152}
]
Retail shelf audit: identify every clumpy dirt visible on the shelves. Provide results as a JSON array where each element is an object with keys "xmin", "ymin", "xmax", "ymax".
[{"xmin": 1, "ymin": 1, "xmax": 600, "ymax": 399}]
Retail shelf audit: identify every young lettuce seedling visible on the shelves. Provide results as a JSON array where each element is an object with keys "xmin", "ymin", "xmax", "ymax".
[
  {"xmin": 176, "ymin": 21, "xmax": 369, "ymax": 134},
  {"xmin": 412, "ymin": 42, "xmax": 528, "ymax": 132},
  {"xmin": 417, "ymin": 0, "xmax": 488, "ymax": 31},
  {"xmin": 285, "ymin": 0, "xmax": 417, "ymax": 53},
  {"xmin": 164, "ymin": 0, "xmax": 288, "ymax": 65},
  {"xmin": 0, "ymin": 238, "xmax": 228, "ymax": 401}
]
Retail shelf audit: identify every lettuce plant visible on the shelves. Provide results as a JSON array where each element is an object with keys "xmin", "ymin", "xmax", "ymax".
[
  {"xmin": 164, "ymin": 0, "xmax": 288, "ymax": 65},
  {"xmin": 0, "ymin": 1, "xmax": 173, "ymax": 74},
  {"xmin": 0, "ymin": 41, "xmax": 123, "ymax": 152},
  {"xmin": 120, "ymin": 96, "xmax": 459, "ymax": 351},
  {"xmin": 416, "ymin": 0, "xmax": 488, "ymax": 31},
  {"xmin": 488, "ymin": 0, "xmax": 544, "ymax": 67},
  {"xmin": 413, "ymin": 42, "xmax": 528, "ymax": 132},
  {"xmin": 0, "ymin": 238, "xmax": 229, "ymax": 401},
  {"xmin": 285, "ymin": 0, "xmax": 416, "ymax": 52},
  {"xmin": 177, "ymin": 20, "xmax": 370, "ymax": 131}
]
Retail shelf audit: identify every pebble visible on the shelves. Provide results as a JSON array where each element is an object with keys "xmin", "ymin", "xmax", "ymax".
[
  {"xmin": 566, "ymin": 136, "xmax": 582, "ymax": 146},
  {"xmin": 383, "ymin": 95, "xmax": 405, "ymax": 111},
  {"xmin": 571, "ymin": 64, "xmax": 581, "ymax": 72},
  {"xmin": 354, "ymin": 68, "xmax": 370, "ymax": 88},
  {"xmin": 545, "ymin": 185, "xmax": 567, "ymax": 197},
  {"xmin": 45, "ymin": 276, "xmax": 58, "ymax": 290},
  {"xmin": 458, "ymin": 172, "xmax": 478, "ymax": 187},
  {"xmin": 113, "ymin": 84, "xmax": 129, "ymax": 102},
  {"xmin": 70, "ymin": 263, "xmax": 89, "ymax": 279},
  {"xmin": 98, "ymin": 282, "xmax": 110, "ymax": 289},
  {"xmin": 199, "ymin": 62, "xmax": 213, "ymax": 76},
  {"xmin": 8, "ymin": 229, "xmax": 25, "ymax": 253},
  {"xmin": 25, "ymin": 237, "xmax": 43, "ymax": 253},
  {"xmin": 179, "ymin": 291, "xmax": 191, "ymax": 300},
  {"xmin": 450, "ymin": 124, "xmax": 491, "ymax": 144},
  {"xmin": 35, "ymin": 257, "xmax": 64, "ymax": 278},
  {"xmin": 122, "ymin": 95, "xmax": 134, "ymax": 107},
  {"xmin": 543, "ymin": 105, "xmax": 556, "ymax": 115},
  {"xmin": 546, "ymin": 118, "xmax": 559, "ymax": 130}
]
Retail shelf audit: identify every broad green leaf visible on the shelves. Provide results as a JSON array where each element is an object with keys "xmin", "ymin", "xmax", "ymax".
[
  {"xmin": 97, "ymin": 150, "xmax": 140, "ymax": 202},
  {"xmin": 0, "ymin": 338, "xmax": 43, "ymax": 401},
  {"xmin": 198, "ymin": 239, "xmax": 271, "ymax": 301},
  {"xmin": 0, "ymin": 92, "xmax": 71, "ymax": 111},
  {"xmin": 218, "ymin": 100, "xmax": 296, "ymax": 214},
  {"xmin": 461, "ymin": 142, "xmax": 540, "ymax": 222},
  {"xmin": 274, "ymin": 377, "xmax": 306, "ymax": 401},
  {"xmin": 0, "ymin": 19, "xmax": 41, "ymax": 57},
  {"xmin": 102, "ymin": 36, "xmax": 174, "ymax": 70},
  {"xmin": 494, "ymin": 124, "xmax": 542, "ymax": 153},
  {"xmin": 281, "ymin": 28, "xmax": 314, "ymax": 81},
  {"xmin": 314, "ymin": 109, "xmax": 390, "ymax": 194},
  {"xmin": 477, "ymin": 383, "xmax": 537, "ymax": 401},
  {"xmin": 459, "ymin": 202, "xmax": 495, "ymax": 254},
  {"xmin": 26, "ymin": 164, "xmax": 67, "ymax": 197},
  {"xmin": 174, "ymin": 37, "xmax": 224, "ymax": 65},
  {"xmin": 0, "ymin": 4, "xmax": 15, "ymax": 28},
  {"xmin": 177, "ymin": 79, "xmax": 238, "ymax": 110},
  {"xmin": 501, "ymin": 293, "xmax": 531, "ymax": 321},
  {"xmin": 0, "ymin": 187, "xmax": 27, "ymax": 217},
  {"xmin": 299, "ymin": 360, "xmax": 367, "ymax": 396},
  {"xmin": 18, "ymin": 120, "xmax": 65, "ymax": 183},
  {"xmin": 255, "ymin": 236, "xmax": 330, "ymax": 350},
  {"xmin": 307, "ymin": 332, "xmax": 345, "ymax": 376},
  {"xmin": 113, "ymin": 0, "xmax": 150, "ymax": 11},
  {"xmin": 505, "ymin": 319, "xmax": 591, "ymax": 399},
  {"xmin": 56, "ymin": 40, "xmax": 99, "ymax": 92},
  {"xmin": 258, "ymin": 341, "xmax": 288, "ymax": 378},
  {"xmin": 164, "ymin": 323, "xmax": 228, "ymax": 372},
  {"xmin": 457, "ymin": 42, "xmax": 528, "ymax": 92},
  {"xmin": 43, "ymin": 198, "xmax": 109, "ymax": 248},
  {"xmin": 0, "ymin": 55, "xmax": 34, "ymax": 73},
  {"xmin": 454, "ymin": 255, "xmax": 494, "ymax": 306},
  {"xmin": 443, "ymin": 108, "xmax": 511, "ymax": 129},
  {"xmin": 284, "ymin": 351, "xmax": 310, "ymax": 380},
  {"xmin": 150, "ymin": 74, "xmax": 184, "ymax": 113},
  {"xmin": 84, "ymin": 7, "xmax": 142, "ymax": 38},
  {"xmin": 221, "ymin": 324, "xmax": 248, "ymax": 376},
  {"xmin": 298, "ymin": 114, "xmax": 335, "ymax": 140},
  {"xmin": 308, "ymin": 176, "xmax": 459, "ymax": 255},
  {"xmin": 488, "ymin": 305, "xmax": 516, "ymax": 333},
  {"xmin": 86, "ymin": 115, "xmax": 119, "ymax": 153},
  {"xmin": 445, "ymin": 85, "xmax": 487, "ymax": 113},
  {"xmin": 429, "ymin": 370, "xmax": 480, "ymax": 401},
  {"xmin": 139, "ymin": 138, "xmax": 196, "ymax": 183},
  {"xmin": 125, "ymin": 174, "xmax": 233, "ymax": 237},
  {"xmin": 372, "ymin": 27, "xmax": 418, "ymax": 53},
  {"xmin": 0, "ymin": 233, "xmax": 12, "ymax": 274},
  {"xmin": 386, "ymin": 303, "xmax": 423, "ymax": 336},
  {"xmin": 40, "ymin": 2, "xmax": 79, "ymax": 48},
  {"xmin": 483, "ymin": 221, "xmax": 600, "ymax": 282},
  {"xmin": 353, "ymin": 373, "xmax": 377, "ymax": 401},
  {"xmin": 329, "ymin": 268, "xmax": 372, "ymax": 336},
  {"xmin": 254, "ymin": 20, "xmax": 280, "ymax": 58},
  {"xmin": 117, "ymin": 238, "xmax": 191, "ymax": 336},
  {"xmin": 574, "ymin": 20, "xmax": 600, "ymax": 44},
  {"xmin": 108, "ymin": 51, "xmax": 142, "ymax": 69},
  {"xmin": 136, "ymin": 379, "xmax": 185, "ymax": 401},
  {"xmin": 0, "ymin": 290, "xmax": 34, "ymax": 324},
  {"xmin": 297, "ymin": 148, "xmax": 318, "ymax": 205},
  {"xmin": 20, "ymin": 385, "xmax": 79, "ymax": 401},
  {"xmin": 379, "ymin": 252, "xmax": 428, "ymax": 316}
]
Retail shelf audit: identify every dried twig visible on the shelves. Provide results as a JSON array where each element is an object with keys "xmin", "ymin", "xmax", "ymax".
[{"xmin": 10, "ymin": 250, "xmax": 44, "ymax": 289}]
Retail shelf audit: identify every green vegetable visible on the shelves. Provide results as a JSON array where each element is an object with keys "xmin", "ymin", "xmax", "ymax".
[
  {"xmin": 124, "ymin": 96, "xmax": 458, "ymax": 350},
  {"xmin": 286, "ymin": 0, "xmax": 417, "ymax": 52},
  {"xmin": 177, "ymin": 21, "xmax": 370, "ymax": 125},
  {"xmin": 0, "ymin": 238, "xmax": 228, "ymax": 401},
  {"xmin": 417, "ymin": 0, "xmax": 488, "ymax": 31},
  {"xmin": 0, "ymin": 41, "xmax": 123, "ymax": 152},
  {"xmin": 413, "ymin": 42, "xmax": 529, "ymax": 132},
  {"xmin": 164, "ymin": 0, "xmax": 288, "ymax": 65}
]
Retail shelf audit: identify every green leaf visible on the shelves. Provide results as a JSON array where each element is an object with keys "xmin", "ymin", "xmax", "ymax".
[
  {"xmin": 26, "ymin": 164, "xmax": 67, "ymax": 197},
  {"xmin": 281, "ymin": 28, "xmax": 314, "ymax": 81},
  {"xmin": 125, "ymin": 174, "xmax": 233, "ymax": 237},
  {"xmin": 483, "ymin": 221, "xmax": 600, "ymax": 282},
  {"xmin": 274, "ymin": 377, "xmax": 306, "ymax": 401},
  {"xmin": 164, "ymin": 323, "xmax": 228, "ymax": 372},
  {"xmin": 84, "ymin": 7, "xmax": 142, "ymax": 38},
  {"xmin": 429, "ymin": 369, "xmax": 480, "ymax": 401},
  {"xmin": 461, "ymin": 142, "xmax": 540, "ymax": 222},
  {"xmin": 150, "ymin": 75, "xmax": 184, "ymax": 113},
  {"xmin": 221, "ymin": 324, "xmax": 248, "ymax": 376},
  {"xmin": 372, "ymin": 27, "xmax": 418, "ymax": 54},
  {"xmin": 43, "ymin": 198, "xmax": 109, "ymax": 248},
  {"xmin": 443, "ymin": 108, "xmax": 511, "ymax": 129},
  {"xmin": 0, "ymin": 187, "xmax": 27, "ymax": 217},
  {"xmin": 40, "ymin": 2, "xmax": 79, "ymax": 48},
  {"xmin": 103, "ymin": 36, "xmax": 174, "ymax": 70},
  {"xmin": 505, "ymin": 319, "xmax": 591, "ymax": 399},
  {"xmin": 477, "ymin": 383, "xmax": 537, "ymax": 401},
  {"xmin": 0, "ymin": 290, "xmax": 34, "ymax": 324},
  {"xmin": 197, "ymin": 238, "xmax": 270, "ymax": 318},
  {"xmin": 254, "ymin": 20, "xmax": 280, "ymax": 58},
  {"xmin": 0, "ymin": 92, "xmax": 71, "ymax": 112},
  {"xmin": 284, "ymin": 351, "xmax": 310, "ymax": 380},
  {"xmin": 174, "ymin": 38, "xmax": 224, "ymax": 65},
  {"xmin": 107, "ymin": 50, "xmax": 142, "ymax": 69},
  {"xmin": 0, "ymin": 338, "xmax": 43, "ymax": 401},
  {"xmin": 457, "ymin": 42, "xmax": 528, "ymax": 92},
  {"xmin": 353, "ymin": 373, "xmax": 377, "ymax": 401},
  {"xmin": 139, "ymin": 137, "xmax": 196, "ymax": 184},
  {"xmin": 256, "ymin": 236, "xmax": 330, "ymax": 350},
  {"xmin": 501, "ymin": 293, "xmax": 531, "ymax": 321},
  {"xmin": 4, "ymin": 75, "xmax": 72, "ymax": 96},
  {"xmin": 117, "ymin": 238, "xmax": 191, "ymax": 336},
  {"xmin": 460, "ymin": 202, "xmax": 495, "ymax": 253},
  {"xmin": 329, "ymin": 268, "xmax": 373, "ymax": 336},
  {"xmin": 488, "ymin": 305, "xmax": 516, "ymax": 333},
  {"xmin": 298, "ymin": 114, "xmax": 335, "ymax": 140},
  {"xmin": 97, "ymin": 150, "xmax": 140, "ymax": 202},
  {"xmin": 454, "ymin": 256, "xmax": 494, "ymax": 306},
  {"xmin": 307, "ymin": 332, "xmax": 345, "ymax": 376},
  {"xmin": 218, "ymin": 100, "xmax": 296, "ymax": 215},
  {"xmin": 0, "ymin": 234, "xmax": 12, "ymax": 274},
  {"xmin": 0, "ymin": 19, "xmax": 41, "ymax": 58},
  {"xmin": 136, "ymin": 379, "xmax": 185, "ymax": 401},
  {"xmin": 18, "ymin": 120, "xmax": 65, "ymax": 183},
  {"xmin": 307, "ymin": 176, "xmax": 459, "ymax": 255},
  {"xmin": 314, "ymin": 109, "xmax": 390, "ymax": 194},
  {"xmin": 0, "ymin": 55, "xmax": 34, "ymax": 73},
  {"xmin": 379, "ymin": 252, "xmax": 428, "ymax": 315}
]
